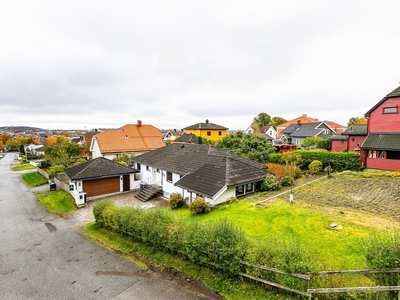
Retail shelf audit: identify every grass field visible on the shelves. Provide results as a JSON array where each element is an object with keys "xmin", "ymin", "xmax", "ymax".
[
  {"xmin": 21, "ymin": 171, "xmax": 48, "ymax": 187},
  {"xmin": 37, "ymin": 191, "xmax": 77, "ymax": 214},
  {"xmin": 13, "ymin": 164, "xmax": 36, "ymax": 171}
]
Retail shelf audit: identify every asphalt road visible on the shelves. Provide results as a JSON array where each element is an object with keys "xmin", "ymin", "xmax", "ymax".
[{"xmin": 0, "ymin": 153, "xmax": 210, "ymax": 300}]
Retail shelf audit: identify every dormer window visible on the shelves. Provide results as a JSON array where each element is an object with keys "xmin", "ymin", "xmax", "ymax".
[{"xmin": 383, "ymin": 107, "xmax": 398, "ymax": 114}]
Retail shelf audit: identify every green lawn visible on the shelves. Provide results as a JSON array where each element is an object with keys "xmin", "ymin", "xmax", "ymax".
[
  {"xmin": 174, "ymin": 173, "xmax": 400, "ymax": 271},
  {"xmin": 21, "ymin": 172, "xmax": 48, "ymax": 187},
  {"xmin": 37, "ymin": 191, "xmax": 77, "ymax": 214},
  {"xmin": 13, "ymin": 164, "xmax": 36, "ymax": 171}
]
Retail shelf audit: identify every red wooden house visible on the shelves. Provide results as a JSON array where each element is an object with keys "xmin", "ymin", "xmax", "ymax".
[
  {"xmin": 342, "ymin": 124, "xmax": 368, "ymax": 153},
  {"xmin": 361, "ymin": 86, "xmax": 400, "ymax": 171},
  {"xmin": 329, "ymin": 134, "xmax": 347, "ymax": 152}
]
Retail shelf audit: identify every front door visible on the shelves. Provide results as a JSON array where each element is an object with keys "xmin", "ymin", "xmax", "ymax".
[{"xmin": 123, "ymin": 175, "xmax": 130, "ymax": 191}]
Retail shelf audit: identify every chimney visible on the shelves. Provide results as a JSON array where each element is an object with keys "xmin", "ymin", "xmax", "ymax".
[
  {"xmin": 174, "ymin": 128, "xmax": 176, "ymax": 132},
  {"xmin": 137, "ymin": 120, "xmax": 142, "ymax": 127},
  {"xmin": 205, "ymin": 119, "xmax": 209, "ymax": 124},
  {"xmin": 302, "ymin": 114, "xmax": 307, "ymax": 117},
  {"xmin": 196, "ymin": 136, "xmax": 202, "ymax": 144},
  {"xmin": 315, "ymin": 118, "xmax": 319, "ymax": 121},
  {"xmin": 297, "ymin": 120, "xmax": 301, "ymax": 125}
]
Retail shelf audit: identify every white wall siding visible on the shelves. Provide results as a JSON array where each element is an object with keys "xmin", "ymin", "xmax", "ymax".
[{"xmin": 211, "ymin": 187, "xmax": 236, "ymax": 206}]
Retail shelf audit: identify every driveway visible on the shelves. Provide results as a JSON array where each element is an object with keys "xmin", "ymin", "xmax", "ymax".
[
  {"xmin": 0, "ymin": 153, "xmax": 215, "ymax": 300},
  {"xmin": 72, "ymin": 191, "xmax": 170, "ymax": 225}
]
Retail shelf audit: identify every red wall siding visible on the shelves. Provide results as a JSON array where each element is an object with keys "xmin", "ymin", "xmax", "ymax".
[
  {"xmin": 347, "ymin": 135, "xmax": 367, "ymax": 152},
  {"xmin": 369, "ymin": 97, "xmax": 400, "ymax": 132},
  {"xmin": 366, "ymin": 158, "xmax": 400, "ymax": 171},
  {"xmin": 331, "ymin": 140, "xmax": 347, "ymax": 152}
]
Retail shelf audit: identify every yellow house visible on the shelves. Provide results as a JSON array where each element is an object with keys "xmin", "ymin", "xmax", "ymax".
[{"xmin": 184, "ymin": 119, "xmax": 228, "ymax": 142}]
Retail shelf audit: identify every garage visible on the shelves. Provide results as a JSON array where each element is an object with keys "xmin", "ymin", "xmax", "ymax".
[
  {"xmin": 83, "ymin": 176, "xmax": 120, "ymax": 198},
  {"xmin": 64, "ymin": 157, "xmax": 139, "ymax": 204}
]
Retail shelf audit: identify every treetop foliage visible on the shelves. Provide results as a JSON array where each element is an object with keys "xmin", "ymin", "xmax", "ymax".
[{"xmin": 216, "ymin": 131, "xmax": 275, "ymax": 163}]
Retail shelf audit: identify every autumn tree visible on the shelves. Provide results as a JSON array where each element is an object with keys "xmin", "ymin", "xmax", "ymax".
[
  {"xmin": 270, "ymin": 116, "xmax": 287, "ymax": 129},
  {"xmin": 348, "ymin": 116, "xmax": 368, "ymax": 127},
  {"xmin": 253, "ymin": 112, "xmax": 272, "ymax": 127}
]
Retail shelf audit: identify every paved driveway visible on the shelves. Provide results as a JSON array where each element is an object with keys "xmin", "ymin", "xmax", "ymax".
[{"xmin": 0, "ymin": 153, "xmax": 214, "ymax": 300}]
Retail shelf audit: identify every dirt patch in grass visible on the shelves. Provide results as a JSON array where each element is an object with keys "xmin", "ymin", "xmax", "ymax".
[{"xmin": 292, "ymin": 172, "xmax": 400, "ymax": 221}]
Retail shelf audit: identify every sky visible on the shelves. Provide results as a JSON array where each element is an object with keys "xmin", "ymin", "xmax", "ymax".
[{"xmin": 1, "ymin": 0, "xmax": 400, "ymax": 131}]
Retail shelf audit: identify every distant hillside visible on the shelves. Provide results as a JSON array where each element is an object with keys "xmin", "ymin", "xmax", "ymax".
[{"xmin": 0, "ymin": 126, "xmax": 45, "ymax": 132}]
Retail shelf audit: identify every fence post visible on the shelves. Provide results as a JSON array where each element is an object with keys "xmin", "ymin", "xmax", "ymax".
[
  {"xmin": 308, "ymin": 272, "xmax": 312, "ymax": 300},
  {"xmin": 398, "ymin": 272, "xmax": 400, "ymax": 300}
]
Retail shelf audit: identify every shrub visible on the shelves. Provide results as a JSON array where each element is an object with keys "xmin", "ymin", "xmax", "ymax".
[
  {"xmin": 281, "ymin": 177, "xmax": 291, "ymax": 186},
  {"xmin": 270, "ymin": 150, "xmax": 362, "ymax": 171},
  {"xmin": 265, "ymin": 163, "xmax": 287, "ymax": 178},
  {"xmin": 317, "ymin": 138, "xmax": 331, "ymax": 151},
  {"xmin": 262, "ymin": 175, "xmax": 282, "ymax": 191},
  {"xmin": 47, "ymin": 164, "xmax": 66, "ymax": 176},
  {"xmin": 361, "ymin": 230, "xmax": 400, "ymax": 289},
  {"xmin": 188, "ymin": 197, "xmax": 211, "ymax": 214},
  {"xmin": 226, "ymin": 196, "xmax": 238, "ymax": 204},
  {"xmin": 308, "ymin": 160, "xmax": 322, "ymax": 174},
  {"xmin": 169, "ymin": 192, "xmax": 185, "ymax": 209}
]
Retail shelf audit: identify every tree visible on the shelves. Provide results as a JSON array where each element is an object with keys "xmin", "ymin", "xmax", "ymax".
[
  {"xmin": 317, "ymin": 138, "xmax": 331, "ymax": 151},
  {"xmin": 0, "ymin": 141, "xmax": 3, "ymax": 151},
  {"xmin": 201, "ymin": 137, "xmax": 214, "ymax": 145},
  {"xmin": 113, "ymin": 153, "xmax": 135, "ymax": 166},
  {"xmin": 270, "ymin": 116, "xmax": 287, "ymax": 130},
  {"xmin": 253, "ymin": 112, "xmax": 272, "ymax": 127},
  {"xmin": 215, "ymin": 131, "xmax": 275, "ymax": 163},
  {"xmin": 348, "ymin": 116, "xmax": 368, "ymax": 127},
  {"xmin": 0, "ymin": 133, "xmax": 12, "ymax": 145},
  {"xmin": 44, "ymin": 142, "xmax": 84, "ymax": 168},
  {"xmin": 302, "ymin": 136, "xmax": 322, "ymax": 148}
]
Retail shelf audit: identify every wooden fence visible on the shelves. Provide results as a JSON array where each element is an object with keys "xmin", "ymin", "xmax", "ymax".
[{"xmin": 106, "ymin": 225, "xmax": 400, "ymax": 299}]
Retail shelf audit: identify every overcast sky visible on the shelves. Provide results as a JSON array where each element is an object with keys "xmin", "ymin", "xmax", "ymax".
[{"xmin": 1, "ymin": 0, "xmax": 400, "ymax": 131}]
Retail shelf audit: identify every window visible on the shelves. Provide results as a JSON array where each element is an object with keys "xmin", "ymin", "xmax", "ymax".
[
  {"xmin": 137, "ymin": 163, "xmax": 141, "ymax": 170},
  {"xmin": 296, "ymin": 139, "xmax": 302, "ymax": 145},
  {"xmin": 377, "ymin": 151, "xmax": 381, "ymax": 159},
  {"xmin": 146, "ymin": 166, "xmax": 150, "ymax": 171},
  {"xmin": 207, "ymin": 131, "xmax": 211, "ymax": 136},
  {"xmin": 167, "ymin": 171, "xmax": 172, "ymax": 182},
  {"xmin": 382, "ymin": 151, "xmax": 386, "ymax": 159},
  {"xmin": 157, "ymin": 168, "xmax": 160, "ymax": 173},
  {"xmin": 69, "ymin": 185, "xmax": 74, "ymax": 191},
  {"xmin": 245, "ymin": 183, "xmax": 253, "ymax": 193},
  {"xmin": 236, "ymin": 185, "xmax": 244, "ymax": 196},
  {"xmin": 387, "ymin": 151, "xmax": 400, "ymax": 160},
  {"xmin": 218, "ymin": 131, "xmax": 222, "ymax": 136},
  {"xmin": 383, "ymin": 107, "xmax": 398, "ymax": 114},
  {"xmin": 254, "ymin": 181, "xmax": 262, "ymax": 191}
]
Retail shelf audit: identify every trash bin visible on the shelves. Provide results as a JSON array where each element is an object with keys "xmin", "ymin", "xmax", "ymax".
[
  {"xmin": 50, "ymin": 183, "xmax": 56, "ymax": 191},
  {"xmin": 83, "ymin": 192, "xmax": 87, "ymax": 204}
]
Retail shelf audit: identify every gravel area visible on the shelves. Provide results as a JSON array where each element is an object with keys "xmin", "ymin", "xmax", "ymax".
[{"xmin": 71, "ymin": 190, "xmax": 169, "ymax": 224}]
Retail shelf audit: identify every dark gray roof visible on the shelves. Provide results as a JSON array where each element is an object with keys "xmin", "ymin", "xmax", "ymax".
[
  {"xmin": 318, "ymin": 133, "xmax": 334, "ymax": 139},
  {"xmin": 184, "ymin": 122, "xmax": 228, "ymax": 130},
  {"xmin": 361, "ymin": 133, "xmax": 400, "ymax": 151},
  {"xmin": 282, "ymin": 122, "xmax": 334, "ymax": 138},
  {"xmin": 64, "ymin": 157, "xmax": 138, "ymax": 181},
  {"xmin": 175, "ymin": 156, "xmax": 267, "ymax": 198},
  {"xmin": 330, "ymin": 134, "xmax": 348, "ymax": 141},
  {"xmin": 259, "ymin": 133, "xmax": 274, "ymax": 140},
  {"xmin": 131, "ymin": 144, "xmax": 268, "ymax": 197},
  {"xmin": 366, "ymin": 85, "xmax": 400, "ymax": 117},
  {"xmin": 174, "ymin": 133, "xmax": 197, "ymax": 143},
  {"xmin": 342, "ymin": 124, "xmax": 368, "ymax": 136}
]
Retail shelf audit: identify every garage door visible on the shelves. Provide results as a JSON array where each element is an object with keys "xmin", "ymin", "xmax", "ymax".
[{"xmin": 83, "ymin": 177, "xmax": 120, "ymax": 197}]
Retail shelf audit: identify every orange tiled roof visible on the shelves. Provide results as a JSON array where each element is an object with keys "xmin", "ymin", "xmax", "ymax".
[
  {"xmin": 327, "ymin": 121, "xmax": 346, "ymax": 128},
  {"xmin": 277, "ymin": 116, "xmax": 318, "ymax": 128},
  {"xmin": 95, "ymin": 124, "xmax": 165, "ymax": 153}
]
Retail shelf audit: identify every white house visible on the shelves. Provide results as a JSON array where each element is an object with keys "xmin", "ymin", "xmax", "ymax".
[{"xmin": 131, "ymin": 143, "xmax": 269, "ymax": 206}]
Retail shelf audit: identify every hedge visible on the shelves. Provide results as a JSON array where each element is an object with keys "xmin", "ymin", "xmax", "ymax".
[
  {"xmin": 93, "ymin": 201, "xmax": 317, "ymax": 291},
  {"xmin": 269, "ymin": 150, "xmax": 363, "ymax": 171}
]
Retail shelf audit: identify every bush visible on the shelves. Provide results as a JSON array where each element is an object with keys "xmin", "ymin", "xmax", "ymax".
[
  {"xmin": 281, "ymin": 177, "xmax": 291, "ymax": 186},
  {"xmin": 226, "ymin": 196, "xmax": 238, "ymax": 204},
  {"xmin": 317, "ymin": 138, "xmax": 331, "ymax": 151},
  {"xmin": 308, "ymin": 160, "xmax": 322, "ymax": 174},
  {"xmin": 262, "ymin": 175, "xmax": 282, "ymax": 191},
  {"xmin": 361, "ymin": 231, "xmax": 400, "ymax": 289},
  {"xmin": 169, "ymin": 192, "xmax": 185, "ymax": 209},
  {"xmin": 269, "ymin": 150, "xmax": 362, "ymax": 171},
  {"xmin": 265, "ymin": 163, "xmax": 287, "ymax": 178},
  {"xmin": 47, "ymin": 164, "xmax": 66, "ymax": 176},
  {"xmin": 188, "ymin": 197, "xmax": 211, "ymax": 214}
]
